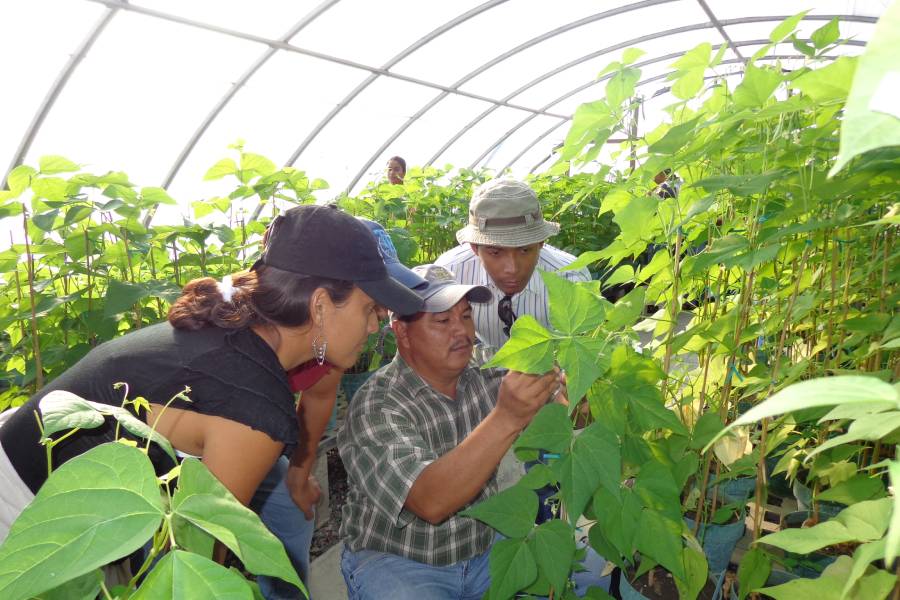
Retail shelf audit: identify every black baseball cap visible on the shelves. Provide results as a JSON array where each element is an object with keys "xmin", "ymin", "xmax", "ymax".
[{"xmin": 256, "ymin": 205, "xmax": 424, "ymax": 316}]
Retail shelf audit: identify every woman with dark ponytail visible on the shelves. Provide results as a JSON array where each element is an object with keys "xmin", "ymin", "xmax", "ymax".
[{"xmin": 0, "ymin": 206, "xmax": 423, "ymax": 583}]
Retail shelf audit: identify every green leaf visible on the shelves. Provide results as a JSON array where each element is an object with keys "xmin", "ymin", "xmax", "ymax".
[
  {"xmin": 142, "ymin": 187, "xmax": 177, "ymax": 206},
  {"xmin": 553, "ymin": 422, "xmax": 620, "ymax": 522},
  {"xmin": 557, "ymin": 337, "xmax": 610, "ymax": 405},
  {"xmin": 672, "ymin": 69, "xmax": 705, "ymax": 101},
  {"xmin": 0, "ymin": 443, "xmax": 164, "ymax": 599},
  {"xmin": 606, "ymin": 67, "xmax": 641, "ymax": 107},
  {"xmin": 886, "ymin": 458, "xmax": 900, "ymax": 565},
  {"xmin": 103, "ymin": 279, "xmax": 149, "ymax": 317},
  {"xmin": 806, "ymin": 411, "xmax": 900, "ymax": 460},
  {"xmin": 63, "ymin": 205, "xmax": 93, "ymax": 227},
  {"xmin": 204, "ymin": 158, "xmax": 238, "ymax": 181},
  {"xmin": 460, "ymin": 485, "xmax": 537, "ymax": 539},
  {"xmin": 811, "ymin": 17, "xmax": 840, "ymax": 49},
  {"xmin": 636, "ymin": 509, "xmax": 685, "ymax": 580},
  {"xmin": 841, "ymin": 539, "xmax": 885, "ymax": 599},
  {"xmin": 674, "ymin": 545, "xmax": 707, "ymax": 600},
  {"xmin": 672, "ymin": 43, "xmax": 711, "ymax": 71},
  {"xmin": 171, "ymin": 459, "xmax": 303, "ymax": 590},
  {"xmin": 515, "ymin": 402, "xmax": 572, "ymax": 454},
  {"xmin": 831, "ymin": 1, "xmax": 900, "ymax": 175},
  {"xmin": 737, "ymin": 547, "xmax": 771, "ymax": 600},
  {"xmin": 648, "ymin": 117, "xmax": 701, "ymax": 155},
  {"xmin": 104, "ymin": 404, "xmax": 177, "ymax": 463},
  {"xmin": 35, "ymin": 569, "xmax": 102, "ymax": 600},
  {"xmin": 240, "ymin": 153, "xmax": 277, "ymax": 178},
  {"xmin": 38, "ymin": 390, "xmax": 106, "ymax": 437},
  {"xmin": 38, "ymin": 155, "xmax": 80, "ymax": 175},
  {"xmin": 603, "ymin": 265, "xmax": 634, "ymax": 288},
  {"xmin": 706, "ymin": 376, "xmax": 899, "ymax": 451},
  {"xmin": 792, "ymin": 57, "xmax": 857, "ymax": 102},
  {"xmin": 489, "ymin": 539, "xmax": 537, "ymax": 600},
  {"xmin": 7, "ymin": 165, "xmax": 36, "ymax": 195},
  {"xmin": 542, "ymin": 272, "xmax": 606, "ymax": 335},
  {"xmin": 769, "ymin": 11, "xmax": 809, "ymax": 43},
  {"xmin": 528, "ymin": 520, "xmax": 576, "ymax": 595},
  {"xmin": 690, "ymin": 412, "xmax": 723, "ymax": 450},
  {"xmin": 634, "ymin": 460, "xmax": 681, "ymax": 520},
  {"xmin": 757, "ymin": 498, "xmax": 892, "ymax": 553},
  {"xmin": 622, "ymin": 48, "xmax": 646, "ymax": 65},
  {"xmin": 131, "ymin": 550, "xmax": 253, "ymax": 599},
  {"xmin": 518, "ymin": 463, "xmax": 557, "ymax": 490},
  {"xmin": 483, "ymin": 316, "xmax": 556, "ymax": 374},
  {"xmin": 604, "ymin": 286, "xmax": 646, "ymax": 331},
  {"xmin": 733, "ymin": 65, "xmax": 782, "ymax": 108},
  {"xmin": 32, "ymin": 209, "xmax": 60, "ymax": 232},
  {"xmin": 818, "ymin": 474, "xmax": 885, "ymax": 504},
  {"xmin": 613, "ymin": 194, "xmax": 657, "ymax": 248}
]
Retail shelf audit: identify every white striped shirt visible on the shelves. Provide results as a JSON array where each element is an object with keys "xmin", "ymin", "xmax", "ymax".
[{"xmin": 435, "ymin": 243, "xmax": 591, "ymax": 348}]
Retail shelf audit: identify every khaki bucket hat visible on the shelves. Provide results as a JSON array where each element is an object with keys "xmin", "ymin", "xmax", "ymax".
[{"xmin": 455, "ymin": 178, "xmax": 560, "ymax": 247}]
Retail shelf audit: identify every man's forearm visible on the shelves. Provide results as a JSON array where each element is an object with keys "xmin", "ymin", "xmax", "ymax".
[{"xmin": 404, "ymin": 409, "xmax": 521, "ymax": 524}]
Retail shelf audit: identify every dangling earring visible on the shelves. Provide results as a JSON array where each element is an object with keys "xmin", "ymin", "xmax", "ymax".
[{"xmin": 312, "ymin": 331, "xmax": 328, "ymax": 366}]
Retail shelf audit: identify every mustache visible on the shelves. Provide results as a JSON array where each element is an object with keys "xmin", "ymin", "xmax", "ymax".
[{"xmin": 450, "ymin": 336, "xmax": 475, "ymax": 351}]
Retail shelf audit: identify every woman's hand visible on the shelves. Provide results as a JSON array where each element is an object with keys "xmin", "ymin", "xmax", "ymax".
[{"xmin": 287, "ymin": 466, "xmax": 322, "ymax": 519}]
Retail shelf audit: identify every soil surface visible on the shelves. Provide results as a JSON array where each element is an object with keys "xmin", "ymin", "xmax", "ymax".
[{"xmin": 310, "ymin": 448, "xmax": 348, "ymax": 560}]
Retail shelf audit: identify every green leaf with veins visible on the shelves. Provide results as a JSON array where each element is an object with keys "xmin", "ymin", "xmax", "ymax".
[{"xmin": 483, "ymin": 316, "xmax": 556, "ymax": 374}]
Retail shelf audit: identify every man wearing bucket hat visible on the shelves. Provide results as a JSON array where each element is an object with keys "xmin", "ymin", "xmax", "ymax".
[
  {"xmin": 337, "ymin": 264, "xmax": 562, "ymax": 599},
  {"xmin": 435, "ymin": 178, "xmax": 590, "ymax": 349}
]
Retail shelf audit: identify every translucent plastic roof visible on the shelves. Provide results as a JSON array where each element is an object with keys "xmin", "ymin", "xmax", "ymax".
[{"xmin": 1, "ymin": 0, "xmax": 887, "ymax": 212}]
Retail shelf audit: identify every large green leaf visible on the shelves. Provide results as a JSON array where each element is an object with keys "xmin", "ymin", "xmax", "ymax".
[
  {"xmin": 757, "ymin": 498, "xmax": 892, "ymax": 553},
  {"xmin": 737, "ymin": 547, "xmax": 771, "ymax": 600},
  {"xmin": 489, "ymin": 538, "xmax": 538, "ymax": 600},
  {"xmin": 613, "ymin": 194, "xmax": 658, "ymax": 248},
  {"xmin": 528, "ymin": 519, "xmax": 576, "ymax": 595},
  {"xmin": 553, "ymin": 422, "xmax": 620, "ymax": 522},
  {"xmin": 460, "ymin": 485, "xmax": 537, "ymax": 538},
  {"xmin": 103, "ymin": 279, "xmax": 150, "ymax": 317},
  {"xmin": 604, "ymin": 286, "xmax": 646, "ymax": 331},
  {"xmin": 807, "ymin": 411, "xmax": 900, "ymax": 460},
  {"xmin": 706, "ymin": 376, "xmax": 899, "ymax": 451},
  {"xmin": 841, "ymin": 539, "xmax": 885, "ymax": 599},
  {"xmin": 35, "ymin": 569, "xmax": 102, "ymax": 600},
  {"xmin": 542, "ymin": 271, "xmax": 606, "ymax": 335},
  {"xmin": 38, "ymin": 390, "xmax": 176, "ymax": 462},
  {"xmin": 886, "ymin": 457, "xmax": 900, "ymax": 565},
  {"xmin": 831, "ymin": 1, "xmax": 900, "ymax": 174},
  {"xmin": 515, "ymin": 402, "xmax": 572, "ymax": 454},
  {"xmin": 733, "ymin": 64, "xmax": 782, "ymax": 108},
  {"xmin": 760, "ymin": 557, "xmax": 896, "ymax": 600},
  {"xmin": 636, "ymin": 508, "xmax": 685, "ymax": 580},
  {"xmin": 483, "ymin": 316, "xmax": 556, "ymax": 374},
  {"xmin": 0, "ymin": 443, "xmax": 164, "ymax": 599},
  {"xmin": 557, "ymin": 337, "xmax": 610, "ymax": 405},
  {"xmin": 634, "ymin": 460, "xmax": 681, "ymax": 521},
  {"xmin": 817, "ymin": 474, "xmax": 885, "ymax": 504},
  {"xmin": 38, "ymin": 155, "xmax": 80, "ymax": 175},
  {"xmin": 171, "ymin": 459, "xmax": 303, "ymax": 590},
  {"xmin": 792, "ymin": 57, "xmax": 857, "ymax": 102},
  {"xmin": 769, "ymin": 11, "xmax": 809, "ymax": 43},
  {"xmin": 38, "ymin": 390, "xmax": 105, "ymax": 436},
  {"xmin": 131, "ymin": 550, "xmax": 253, "ymax": 600},
  {"xmin": 674, "ymin": 545, "xmax": 707, "ymax": 600}
]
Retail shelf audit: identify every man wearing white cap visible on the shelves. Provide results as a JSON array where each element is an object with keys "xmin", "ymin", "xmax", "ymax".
[
  {"xmin": 337, "ymin": 264, "xmax": 560, "ymax": 599},
  {"xmin": 435, "ymin": 178, "xmax": 590, "ymax": 350}
]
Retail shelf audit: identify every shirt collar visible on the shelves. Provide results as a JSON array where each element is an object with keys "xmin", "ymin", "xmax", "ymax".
[{"xmin": 392, "ymin": 353, "xmax": 479, "ymax": 399}]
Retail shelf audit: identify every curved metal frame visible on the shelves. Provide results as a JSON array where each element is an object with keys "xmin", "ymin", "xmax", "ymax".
[
  {"xmin": 6, "ymin": 0, "xmax": 881, "ymax": 196},
  {"xmin": 484, "ymin": 38, "xmax": 864, "ymax": 172},
  {"xmin": 283, "ymin": 0, "xmax": 511, "ymax": 168},
  {"xmin": 343, "ymin": 0, "xmax": 679, "ymax": 192},
  {"xmin": 160, "ymin": 0, "xmax": 341, "ymax": 190},
  {"xmin": 507, "ymin": 54, "xmax": 841, "ymax": 175},
  {"xmin": 454, "ymin": 15, "xmax": 869, "ymax": 172},
  {"xmin": 2, "ymin": 7, "xmax": 118, "ymax": 189},
  {"xmin": 350, "ymin": 13, "xmax": 874, "ymax": 192}
]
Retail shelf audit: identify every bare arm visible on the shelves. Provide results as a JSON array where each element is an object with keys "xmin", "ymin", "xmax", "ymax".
[
  {"xmin": 287, "ymin": 367, "xmax": 343, "ymax": 517},
  {"xmin": 200, "ymin": 415, "xmax": 285, "ymax": 506},
  {"xmin": 404, "ymin": 370, "xmax": 557, "ymax": 524}
]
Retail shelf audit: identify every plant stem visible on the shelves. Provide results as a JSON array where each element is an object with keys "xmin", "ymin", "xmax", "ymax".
[{"xmin": 22, "ymin": 208, "xmax": 44, "ymax": 389}]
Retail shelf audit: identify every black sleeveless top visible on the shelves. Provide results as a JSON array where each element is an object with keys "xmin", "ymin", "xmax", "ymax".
[{"xmin": 0, "ymin": 322, "xmax": 297, "ymax": 494}]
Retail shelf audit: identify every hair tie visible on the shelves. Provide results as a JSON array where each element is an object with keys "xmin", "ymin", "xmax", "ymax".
[{"xmin": 217, "ymin": 275, "xmax": 235, "ymax": 303}]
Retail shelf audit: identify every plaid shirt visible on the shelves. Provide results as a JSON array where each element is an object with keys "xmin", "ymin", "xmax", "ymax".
[{"xmin": 338, "ymin": 354, "xmax": 504, "ymax": 566}]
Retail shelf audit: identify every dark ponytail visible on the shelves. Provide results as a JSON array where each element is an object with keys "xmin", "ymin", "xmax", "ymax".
[{"xmin": 168, "ymin": 266, "xmax": 354, "ymax": 331}]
